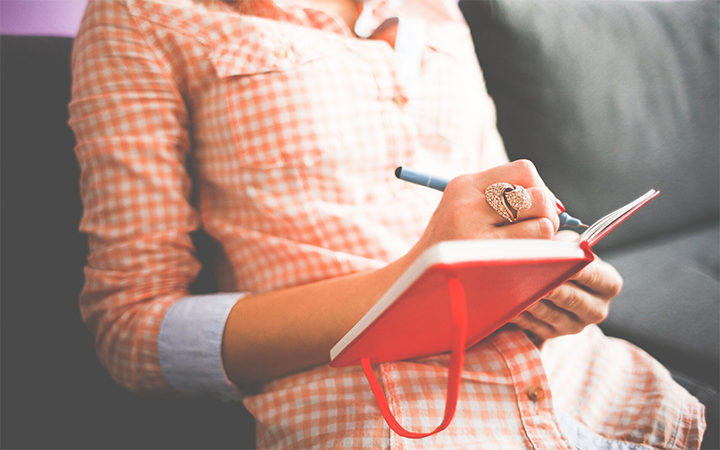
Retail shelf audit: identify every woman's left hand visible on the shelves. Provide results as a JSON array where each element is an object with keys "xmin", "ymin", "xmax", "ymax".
[{"xmin": 509, "ymin": 233, "xmax": 623, "ymax": 342}]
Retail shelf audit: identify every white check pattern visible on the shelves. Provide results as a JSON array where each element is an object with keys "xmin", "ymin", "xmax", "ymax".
[{"xmin": 69, "ymin": 0, "xmax": 705, "ymax": 447}]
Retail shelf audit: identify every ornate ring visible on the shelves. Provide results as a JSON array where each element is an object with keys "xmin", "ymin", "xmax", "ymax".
[{"xmin": 485, "ymin": 183, "xmax": 533, "ymax": 223}]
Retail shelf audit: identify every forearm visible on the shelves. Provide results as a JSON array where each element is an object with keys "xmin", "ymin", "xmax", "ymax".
[
  {"xmin": 222, "ymin": 160, "xmax": 562, "ymax": 386},
  {"xmin": 221, "ymin": 250, "xmax": 419, "ymax": 385}
]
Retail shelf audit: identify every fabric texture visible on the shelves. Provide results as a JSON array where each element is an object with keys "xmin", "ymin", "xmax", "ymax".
[
  {"xmin": 158, "ymin": 293, "xmax": 245, "ymax": 400},
  {"xmin": 459, "ymin": 4, "xmax": 719, "ymax": 444},
  {"xmin": 600, "ymin": 223, "xmax": 720, "ymax": 387},
  {"xmin": 462, "ymin": 0, "xmax": 720, "ymax": 251},
  {"xmin": 71, "ymin": 0, "xmax": 494, "ymax": 397},
  {"xmin": 69, "ymin": 0, "xmax": 705, "ymax": 448}
]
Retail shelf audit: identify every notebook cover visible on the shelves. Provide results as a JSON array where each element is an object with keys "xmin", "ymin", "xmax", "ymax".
[
  {"xmin": 330, "ymin": 244, "xmax": 593, "ymax": 367},
  {"xmin": 330, "ymin": 189, "xmax": 659, "ymax": 368}
]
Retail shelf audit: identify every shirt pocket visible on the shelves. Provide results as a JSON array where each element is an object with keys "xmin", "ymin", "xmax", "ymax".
[
  {"xmin": 421, "ymin": 24, "xmax": 485, "ymax": 146},
  {"xmin": 210, "ymin": 31, "xmax": 343, "ymax": 169}
]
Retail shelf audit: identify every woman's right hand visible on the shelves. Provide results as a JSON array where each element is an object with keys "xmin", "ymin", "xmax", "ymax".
[
  {"xmin": 223, "ymin": 160, "xmax": 562, "ymax": 384},
  {"xmin": 411, "ymin": 159, "xmax": 561, "ymax": 258}
]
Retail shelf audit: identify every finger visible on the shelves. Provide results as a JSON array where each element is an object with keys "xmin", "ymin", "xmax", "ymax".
[
  {"xmin": 509, "ymin": 310, "xmax": 560, "ymax": 340},
  {"xmin": 512, "ymin": 299, "xmax": 592, "ymax": 339},
  {"xmin": 476, "ymin": 159, "xmax": 548, "ymax": 191},
  {"xmin": 487, "ymin": 217, "xmax": 555, "ymax": 240},
  {"xmin": 544, "ymin": 283, "xmax": 610, "ymax": 325},
  {"xmin": 482, "ymin": 186, "xmax": 560, "ymax": 230},
  {"xmin": 569, "ymin": 258, "xmax": 623, "ymax": 298},
  {"xmin": 450, "ymin": 160, "xmax": 550, "ymax": 200},
  {"xmin": 515, "ymin": 186, "xmax": 560, "ymax": 231},
  {"xmin": 446, "ymin": 160, "xmax": 560, "ymax": 229}
]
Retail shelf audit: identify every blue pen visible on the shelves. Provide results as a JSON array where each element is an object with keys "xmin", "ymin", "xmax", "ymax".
[{"xmin": 394, "ymin": 166, "xmax": 587, "ymax": 229}]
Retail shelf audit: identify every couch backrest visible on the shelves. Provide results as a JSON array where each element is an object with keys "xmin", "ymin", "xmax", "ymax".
[
  {"xmin": 460, "ymin": 0, "xmax": 720, "ymax": 250},
  {"xmin": 0, "ymin": 35, "xmax": 248, "ymax": 449},
  {"xmin": 1, "ymin": 35, "xmax": 85, "ymax": 304}
]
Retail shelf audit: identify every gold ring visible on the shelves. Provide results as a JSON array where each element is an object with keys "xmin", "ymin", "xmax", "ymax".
[{"xmin": 485, "ymin": 183, "xmax": 533, "ymax": 223}]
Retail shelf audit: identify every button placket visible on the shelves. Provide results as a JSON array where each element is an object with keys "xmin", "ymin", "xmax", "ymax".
[
  {"xmin": 273, "ymin": 47, "xmax": 289, "ymax": 59},
  {"xmin": 526, "ymin": 384, "xmax": 545, "ymax": 403},
  {"xmin": 490, "ymin": 329, "xmax": 573, "ymax": 447},
  {"xmin": 392, "ymin": 94, "xmax": 408, "ymax": 106}
]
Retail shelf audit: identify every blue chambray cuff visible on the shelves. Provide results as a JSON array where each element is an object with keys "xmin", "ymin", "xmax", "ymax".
[{"xmin": 158, "ymin": 293, "xmax": 244, "ymax": 402}]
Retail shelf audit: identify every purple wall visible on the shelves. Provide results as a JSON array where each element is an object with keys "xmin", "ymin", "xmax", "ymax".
[{"xmin": 0, "ymin": 0, "xmax": 88, "ymax": 37}]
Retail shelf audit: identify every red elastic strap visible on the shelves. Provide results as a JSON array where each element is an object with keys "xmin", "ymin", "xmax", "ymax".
[{"xmin": 360, "ymin": 275, "xmax": 468, "ymax": 438}]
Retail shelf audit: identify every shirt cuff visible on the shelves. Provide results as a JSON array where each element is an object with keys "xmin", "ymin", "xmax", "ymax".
[{"xmin": 158, "ymin": 293, "xmax": 244, "ymax": 402}]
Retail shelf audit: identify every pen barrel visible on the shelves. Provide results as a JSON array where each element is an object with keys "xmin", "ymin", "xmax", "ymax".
[
  {"xmin": 396, "ymin": 167, "xmax": 449, "ymax": 191},
  {"xmin": 426, "ymin": 176, "xmax": 450, "ymax": 191},
  {"xmin": 396, "ymin": 167, "xmax": 588, "ymax": 228}
]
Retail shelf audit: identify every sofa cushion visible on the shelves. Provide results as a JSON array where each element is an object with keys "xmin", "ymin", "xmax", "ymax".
[
  {"xmin": 0, "ymin": 35, "xmax": 254, "ymax": 450},
  {"xmin": 599, "ymin": 222, "xmax": 719, "ymax": 388},
  {"xmin": 598, "ymin": 221, "xmax": 719, "ymax": 447},
  {"xmin": 460, "ymin": 0, "xmax": 719, "ymax": 251}
]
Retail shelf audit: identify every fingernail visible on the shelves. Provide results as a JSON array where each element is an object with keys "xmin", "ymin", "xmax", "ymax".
[{"xmin": 555, "ymin": 198, "xmax": 566, "ymax": 214}]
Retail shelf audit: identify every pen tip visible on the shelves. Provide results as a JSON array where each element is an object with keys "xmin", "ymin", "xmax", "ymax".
[{"xmin": 395, "ymin": 167, "xmax": 403, "ymax": 179}]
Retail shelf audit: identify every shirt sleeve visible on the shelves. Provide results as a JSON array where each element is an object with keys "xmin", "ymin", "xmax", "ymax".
[
  {"xmin": 158, "ymin": 293, "xmax": 245, "ymax": 401},
  {"xmin": 68, "ymin": 0, "xmax": 224, "ymax": 397}
]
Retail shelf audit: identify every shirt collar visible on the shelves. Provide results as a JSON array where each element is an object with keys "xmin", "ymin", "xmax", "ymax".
[{"xmin": 241, "ymin": 0, "xmax": 401, "ymax": 38}]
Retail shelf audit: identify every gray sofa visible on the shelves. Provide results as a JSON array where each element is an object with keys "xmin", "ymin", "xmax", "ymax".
[
  {"xmin": 2, "ymin": 0, "xmax": 717, "ymax": 448},
  {"xmin": 460, "ymin": 0, "xmax": 719, "ymax": 446},
  {"xmin": 1, "ymin": 36, "xmax": 255, "ymax": 450}
]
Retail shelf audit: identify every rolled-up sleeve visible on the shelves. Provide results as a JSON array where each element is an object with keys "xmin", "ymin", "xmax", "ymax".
[
  {"xmin": 158, "ymin": 293, "xmax": 244, "ymax": 401},
  {"xmin": 69, "ymin": 0, "xmax": 236, "ymax": 397}
]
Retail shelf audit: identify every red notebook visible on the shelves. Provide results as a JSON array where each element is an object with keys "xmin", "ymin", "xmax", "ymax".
[{"xmin": 329, "ymin": 189, "xmax": 659, "ymax": 438}]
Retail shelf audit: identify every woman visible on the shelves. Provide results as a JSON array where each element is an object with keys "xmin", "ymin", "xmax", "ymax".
[{"xmin": 69, "ymin": 0, "xmax": 705, "ymax": 447}]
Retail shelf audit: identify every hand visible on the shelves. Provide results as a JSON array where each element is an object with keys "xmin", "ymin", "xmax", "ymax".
[
  {"xmin": 411, "ymin": 160, "xmax": 561, "ymax": 257},
  {"xmin": 510, "ymin": 250, "xmax": 623, "ymax": 342}
]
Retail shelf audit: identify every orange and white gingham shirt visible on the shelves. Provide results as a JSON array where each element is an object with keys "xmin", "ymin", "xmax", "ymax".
[{"xmin": 69, "ymin": 0, "xmax": 705, "ymax": 448}]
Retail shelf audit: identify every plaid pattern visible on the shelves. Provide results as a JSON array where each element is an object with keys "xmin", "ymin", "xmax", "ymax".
[
  {"xmin": 247, "ymin": 326, "xmax": 704, "ymax": 449},
  {"xmin": 70, "ymin": 0, "xmax": 704, "ymax": 447}
]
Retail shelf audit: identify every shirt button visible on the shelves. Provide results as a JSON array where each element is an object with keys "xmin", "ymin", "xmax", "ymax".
[
  {"xmin": 392, "ymin": 94, "xmax": 408, "ymax": 106},
  {"xmin": 526, "ymin": 385, "xmax": 545, "ymax": 402},
  {"xmin": 273, "ymin": 47, "xmax": 289, "ymax": 59}
]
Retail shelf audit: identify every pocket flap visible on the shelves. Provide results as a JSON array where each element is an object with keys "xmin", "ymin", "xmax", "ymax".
[
  {"xmin": 210, "ymin": 30, "xmax": 332, "ymax": 78},
  {"xmin": 425, "ymin": 23, "xmax": 472, "ymax": 62}
]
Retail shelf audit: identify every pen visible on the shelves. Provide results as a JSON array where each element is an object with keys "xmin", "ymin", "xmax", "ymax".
[{"xmin": 394, "ymin": 166, "xmax": 587, "ymax": 229}]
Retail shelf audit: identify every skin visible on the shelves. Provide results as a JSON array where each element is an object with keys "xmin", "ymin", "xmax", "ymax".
[
  {"xmin": 221, "ymin": 160, "xmax": 623, "ymax": 385},
  {"xmin": 510, "ymin": 230, "xmax": 622, "ymax": 343},
  {"xmin": 221, "ymin": 0, "xmax": 623, "ymax": 386}
]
